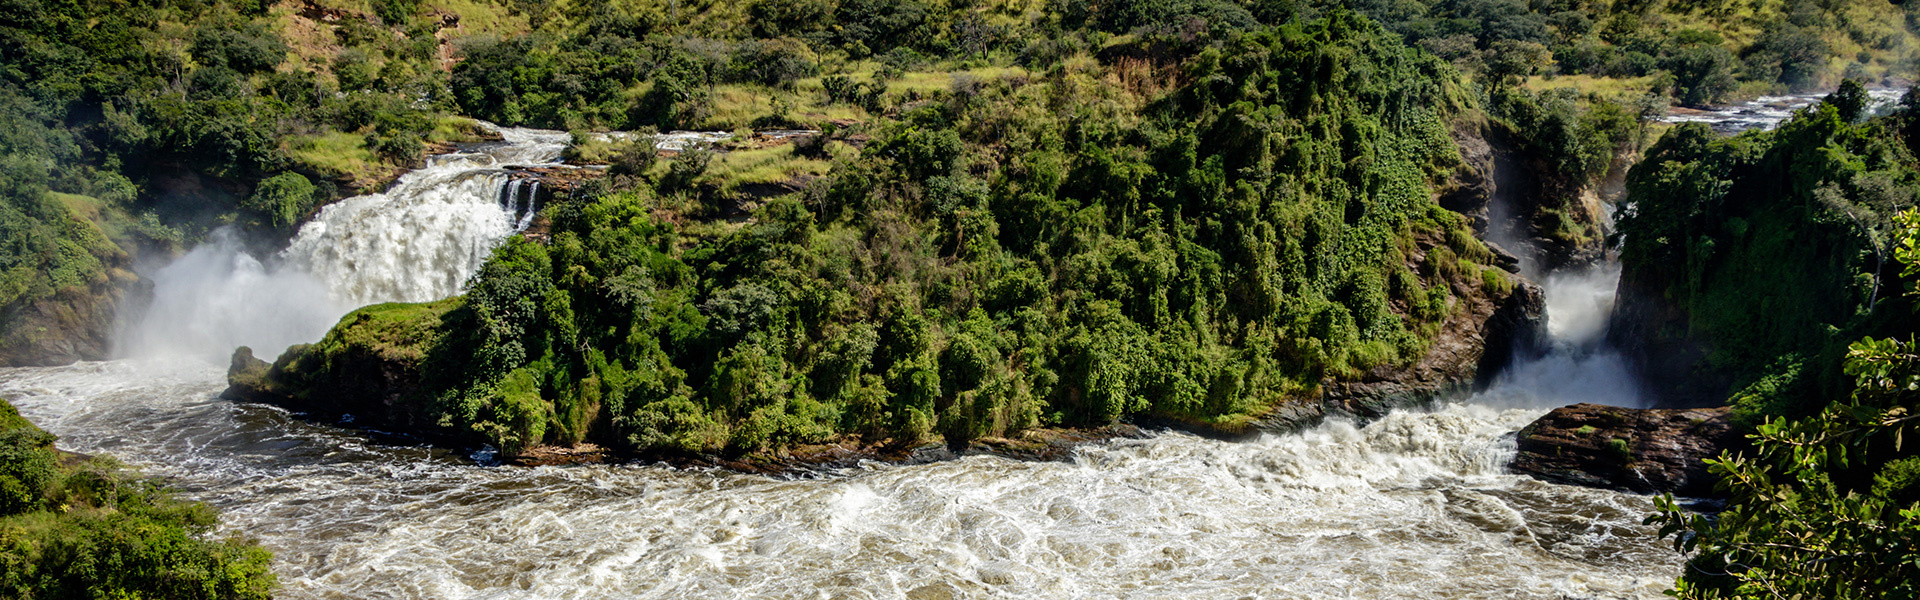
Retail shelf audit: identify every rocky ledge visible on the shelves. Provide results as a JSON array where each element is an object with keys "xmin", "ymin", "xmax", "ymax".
[{"xmin": 1510, "ymin": 403, "xmax": 1747, "ymax": 496}]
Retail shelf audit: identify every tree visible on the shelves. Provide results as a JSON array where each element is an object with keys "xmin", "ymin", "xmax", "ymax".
[
  {"xmin": 1648, "ymin": 208, "xmax": 1920, "ymax": 598},
  {"xmin": 1830, "ymin": 79, "xmax": 1870, "ymax": 123},
  {"xmin": 1665, "ymin": 44, "xmax": 1738, "ymax": 107},
  {"xmin": 1483, "ymin": 39, "xmax": 1550, "ymax": 90},
  {"xmin": 243, "ymin": 172, "xmax": 318, "ymax": 230}
]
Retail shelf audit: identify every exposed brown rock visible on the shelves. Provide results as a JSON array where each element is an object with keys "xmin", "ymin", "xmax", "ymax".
[
  {"xmin": 1323, "ymin": 238, "xmax": 1547, "ymax": 421},
  {"xmin": 1511, "ymin": 403, "xmax": 1747, "ymax": 496}
]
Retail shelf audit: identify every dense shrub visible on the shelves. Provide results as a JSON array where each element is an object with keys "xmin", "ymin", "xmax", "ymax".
[
  {"xmin": 0, "ymin": 400, "xmax": 277, "ymax": 599},
  {"xmin": 242, "ymin": 172, "xmax": 319, "ymax": 230}
]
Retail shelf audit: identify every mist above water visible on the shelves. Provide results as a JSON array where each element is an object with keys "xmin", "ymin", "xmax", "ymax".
[
  {"xmin": 1542, "ymin": 263, "xmax": 1620, "ymax": 348},
  {"xmin": 116, "ymin": 230, "xmax": 344, "ymax": 361},
  {"xmin": 1483, "ymin": 260, "xmax": 1645, "ymax": 410},
  {"xmin": 115, "ymin": 125, "xmax": 568, "ymax": 361}
]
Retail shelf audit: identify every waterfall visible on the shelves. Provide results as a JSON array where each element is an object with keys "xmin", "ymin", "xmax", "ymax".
[
  {"xmin": 1477, "ymin": 219, "xmax": 1644, "ymax": 408},
  {"xmin": 516, "ymin": 182, "xmax": 541, "ymax": 232},
  {"xmin": 501, "ymin": 179, "xmax": 522, "ymax": 219},
  {"xmin": 116, "ymin": 124, "xmax": 572, "ymax": 360}
]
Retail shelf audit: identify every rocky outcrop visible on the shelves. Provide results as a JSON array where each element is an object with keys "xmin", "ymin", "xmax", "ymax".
[
  {"xmin": 222, "ymin": 300, "xmax": 458, "ymax": 439},
  {"xmin": 1511, "ymin": 403, "xmax": 1747, "ymax": 496},
  {"xmin": 0, "ymin": 263, "xmax": 142, "ymax": 368},
  {"xmin": 1606, "ymin": 268, "xmax": 1734, "ymax": 408},
  {"xmin": 1441, "ymin": 120, "xmax": 1616, "ymax": 274}
]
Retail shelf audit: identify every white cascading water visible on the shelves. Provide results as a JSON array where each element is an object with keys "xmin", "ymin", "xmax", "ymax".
[
  {"xmin": 0, "ymin": 259, "xmax": 1682, "ymax": 598},
  {"xmin": 1482, "ymin": 262, "xmax": 1646, "ymax": 410},
  {"xmin": 116, "ymin": 125, "xmax": 570, "ymax": 360},
  {"xmin": 4, "ymin": 126, "xmax": 1686, "ymax": 598}
]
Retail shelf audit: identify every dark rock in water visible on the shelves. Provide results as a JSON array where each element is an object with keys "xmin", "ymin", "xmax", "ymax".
[
  {"xmin": 224, "ymin": 346, "xmax": 273, "ymax": 402},
  {"xmin": 1511, "ymin": 403, "xmax": 1747, "ymax": 496}
]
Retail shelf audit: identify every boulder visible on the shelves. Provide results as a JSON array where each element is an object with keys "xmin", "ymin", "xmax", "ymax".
[{"xmin": 1511, "ymin": 403, "xmax": 1746, "ymax": 496}]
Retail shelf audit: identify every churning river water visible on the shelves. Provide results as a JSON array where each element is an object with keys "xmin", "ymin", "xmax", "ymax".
[
  {"xmin": 0, "ymin": 356, "xmax": 1678, "ymax": 600},
  {"xmin": 2, "ymin": 125, "xmax": 1683, "ymax": 599}
]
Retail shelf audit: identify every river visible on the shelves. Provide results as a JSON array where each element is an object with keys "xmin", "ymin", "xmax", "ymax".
[{"xmin": 0, "ymin": 127, "xmax": 1684, "ymax": 599}]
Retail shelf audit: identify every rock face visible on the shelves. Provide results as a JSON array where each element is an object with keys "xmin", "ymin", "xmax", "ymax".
[
  {"xmin": 1439, "ymin": 121, "xmax": 1611, "ymax": 274},
  {"xmin": 1511, "ymin": 403, "xmax": 1747, "ymax": 496},
  {"xmin": 222, "ymin": 300, "xmax": 458, "ymax": 440},
  {"xmin": 1607, "ymin": 268, "xmax": 1735, "ymax": 408},
  {"xmin": 0, "ymin": 268, "xmax": 141, "ymax": 367}
]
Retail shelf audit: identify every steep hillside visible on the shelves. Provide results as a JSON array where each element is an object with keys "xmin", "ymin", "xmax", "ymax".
[{"xmin": 1612, "ymin": 83, "xmax": 1917, "ymax": 414}]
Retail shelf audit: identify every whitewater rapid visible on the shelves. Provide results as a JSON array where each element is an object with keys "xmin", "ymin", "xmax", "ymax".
[
  {"xmin": 0, "ymin": 357, "xmax": 1678, "ymax": 600},
  {"xmin": 0, "ymin": 265, "xmax": 1679, "ymax": 599}
]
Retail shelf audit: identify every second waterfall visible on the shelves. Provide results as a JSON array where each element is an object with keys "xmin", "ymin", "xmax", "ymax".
[{"xmin": 118, "ymin": 125, "xmax": 573, "ymax": 361}]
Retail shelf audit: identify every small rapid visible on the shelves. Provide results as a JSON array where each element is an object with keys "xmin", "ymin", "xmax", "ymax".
[{"xmin": 1660, "ymin": 87, "xmax": 1904, "ymax": 133}]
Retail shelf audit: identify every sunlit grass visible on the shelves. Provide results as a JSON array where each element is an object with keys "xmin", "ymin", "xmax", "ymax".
[
  {"xmin": 429, "ymin": 116, "xmax": 491, "ymax": 142},
  {"xmin": 700, "ymin": 145, "xmax": 836, "ymax": 189},
  {"xmin": 286, "ymin": 131, "xmax": 385, "ymax": 182},
  {"xmin": 1524, "ymin": 74, "xmax": 1661, "ymax": 99},
  {"xmin": 425, "ymin": 0, "xmax": 530, "ymax": 36}
]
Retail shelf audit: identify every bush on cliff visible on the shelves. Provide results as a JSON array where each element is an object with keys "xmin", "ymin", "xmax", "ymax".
[
  {"xmin": 240, "ymin": 14, "xmax": 1534, "ymax": 457},
  {"xmin": 1648, "ymin": 208, "xmax": 1920, "ymax": 599},
  {"xmin": 0, "ymin": 400, "xmax": 276, "ymax": 600},
  {"xmin": 1616, "ymin": 85, "xmax": 1919, "ymax": 420}
]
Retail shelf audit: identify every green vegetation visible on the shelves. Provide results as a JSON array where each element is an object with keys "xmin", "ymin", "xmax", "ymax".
[
  {"xmin": 0, "ymin": 0, "xmax": 1909, "ymax": 367},
  {"xmin": 1615, "ymin": 84, "xmax": 1918, "ymax": 423},
  {"xmin": 255, "ymin": 13, "xmax": 1527, "ymax": 456},
  {"xmin": 0, "ymin": 0, "xmax": 504, "ymax": 363},
  {"xmin": 1646, "ymin": 208, "xmax": 1920, "ymax": 599},
  {"xmin": 1608, "ymin": 83, "xmax": 1920, "ymax": 597},
  {"xmin": 0, "ymin": 399, "xmax": 276, "ymax": 599},
  {"xmin": 1341, "ymin": 0, "xmax": 1920, "ymax": 104}
]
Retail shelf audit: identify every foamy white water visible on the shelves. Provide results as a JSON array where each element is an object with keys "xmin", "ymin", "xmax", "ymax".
[
  {"xmin": 0, "ymin": 359, "xmax": 1680, "ymax": 600},
  {"xmin": 1660, "ymin": 87, "xmax": 1903, "ymax": 133},
  {"xmin": 1500, "ymin": 263, "xmax": 1647, "ymax": 409},
  {"xmin": 117, "ymin": 125, "xmax": 569, "ymax": 360},
  {"xmin": 285, "ymin": 126, "xmax": 568, "ymax": 309},
  {"xmin": 61, "ymin": 121, "xmax": 1680, "ymax": 599}
]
